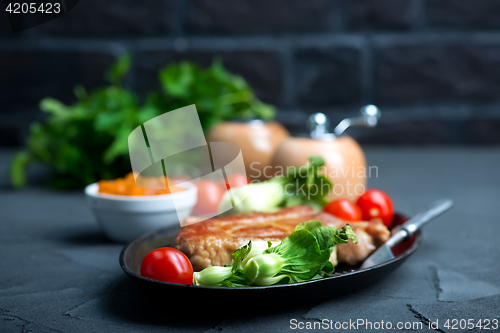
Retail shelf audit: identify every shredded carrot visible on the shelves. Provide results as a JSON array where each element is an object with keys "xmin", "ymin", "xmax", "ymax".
[{"xmin": 98, "ymin": 173, "xmax": 185, "ymax": 196}]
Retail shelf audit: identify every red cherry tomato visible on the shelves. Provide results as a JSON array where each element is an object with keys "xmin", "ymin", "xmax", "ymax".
[
  {"xmin": 192, "ymin": 179, "xmax": 223, "ymax": 215},
  {"xmin": 356, "ymin": 189, "xmax": 394, "ymax": 227},
  {"xmin": 140, "ymin": 247, "xmax": 193, "ymax": 285},
  {"xmin": 223, "ymin": 173, "xmax": 250, "ymax": 190},
  {"xmin": 324, "ymin": 199, "xmax": 362, "ymax": 221}
]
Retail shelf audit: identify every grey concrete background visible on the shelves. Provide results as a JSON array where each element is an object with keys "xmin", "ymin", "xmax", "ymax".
[
  {"xmin": 1, "ymin": 147, "xmax": 499, "ymax": 332},
  {"xmin": 2, "ymin": 0, "xmax": 500, "ymax": 146}
]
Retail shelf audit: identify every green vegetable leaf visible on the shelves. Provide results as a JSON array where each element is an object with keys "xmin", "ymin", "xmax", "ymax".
[
  {"xmin": 295, "ymin": 220, "xmax": 323, "ymax": 233},
  {"xmin": 159, "ymin": 62, "xmax": 194, "ymax": 98},
  {"xmin": 94, "ymin": 111, "xmax": 124, "ymax": 131},
  {"xmin": 219, "ymin": 182, "xmax": 284, "ymax": 214},
  {"xmin": 296, "ymin": 220, "xmax": 358, "ymax": 250},
  {"xmin": 11, "ymin": 56, "xmax": 276, "ymax": 189},
  {"xmin": 289, "ymin": 221, "xmax": 358, "ymax": 281},
  {"xmin": 296, "ymin": 220, "xmax": 337, "ymax": 253},
  {"xmin": 245, "ymin": 254, "xmax": 284, "ymax": 284},
  {"xmin": 40, "ymin": 98, "xmax": 69, "ymax": 116},
  {"xmin": 308, "ymin": 155, "xmax": 325, "ymax": 168},
  {"xmin": 195, "ymin": 221, "xmax": 358, "ymax": 287},
  {"xmin": 336, "ymin": 224, "xmax": 358, "ymax": 245},
  {"xmin": 221, "ymin": 155, "xmax": 333, "ymax": 214},
  {"xmin": 73, "ymin": 85, "xmax": 87, "ymax": 100},
  {"xmin": 103, "ymin": 128, "xmax": 130, "ymax": 164},
  {"xmin": 231, "ymin": 241, "xmax": 252, "ymax": 273},
  {"xmin": 321, "ymin": 261, "xmax": 335, "ymax": 276},
  {"xmin": 193, "ymin": 266, "xmax": 234, "ymax": 286},
  {"xmin": 105, "ymin": 53, "xmax": 131, "ymax": 86},
  {"xmin": 313, "ymin": 261, "xmax": 334, "ymax": 279},
  {"xmin": 219, "ymin": 269, "xmax": 250, "ymax": 287},
  {"xmin": 264, "ymin": 229, "xmax": 330, "ymax": 281},
  {"xmin": 10, "ymin": 151, "xmax": 31, "ymax": 188}
]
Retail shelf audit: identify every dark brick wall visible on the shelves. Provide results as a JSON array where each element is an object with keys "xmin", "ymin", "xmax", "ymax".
[{"xmin": 2, "ymin": 0, "xmax": 500, "ymax": 146}]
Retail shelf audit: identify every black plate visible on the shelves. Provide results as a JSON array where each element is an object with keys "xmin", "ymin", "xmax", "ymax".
[{"xmin": 120, "ymin": 213, "xmax": 420, "ymax": 305}]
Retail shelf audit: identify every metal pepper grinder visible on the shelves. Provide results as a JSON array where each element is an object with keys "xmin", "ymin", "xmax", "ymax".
[
  {"xmin": 270, "ymin": 105, "xmax": 381, "ymax": 202},
  {"xmin": 308, "ymin": 104, "xmax": 381, "ymax": 139}
]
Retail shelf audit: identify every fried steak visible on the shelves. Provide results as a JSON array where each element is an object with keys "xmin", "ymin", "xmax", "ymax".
[{"xmin": 175, "ymin": 206, "xmax": 390, "ymax": 271}]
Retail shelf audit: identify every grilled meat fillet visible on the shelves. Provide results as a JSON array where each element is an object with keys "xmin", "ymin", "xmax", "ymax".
[{"xmin": 175, "ymin": 206, "xmax": 390, "ymax": 271}]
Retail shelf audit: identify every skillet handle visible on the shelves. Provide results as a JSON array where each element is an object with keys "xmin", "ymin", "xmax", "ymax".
[{"xmin": 397, "ymin": 199, "xmax": 454, "ymax": 240}]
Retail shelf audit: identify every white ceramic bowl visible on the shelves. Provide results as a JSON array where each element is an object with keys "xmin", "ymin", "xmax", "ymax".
[{"xmin": 84, "ymin": 182, "xmax": 197, "ymax": 242}]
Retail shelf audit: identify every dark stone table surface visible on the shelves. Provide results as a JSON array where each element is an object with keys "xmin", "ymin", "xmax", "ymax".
[{"xmin": 0, "ymin": 147, "xmax": 499, "ymax": 332}]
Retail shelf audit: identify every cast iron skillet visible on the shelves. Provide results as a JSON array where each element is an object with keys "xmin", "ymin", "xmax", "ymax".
[{"xmin": 119, "ymin": 213, "xmax": 420, "ymax": 305}]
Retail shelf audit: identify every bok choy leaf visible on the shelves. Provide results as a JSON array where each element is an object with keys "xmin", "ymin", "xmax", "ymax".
[
  {"xmin": 219, "ymin": 156, "xmax": 333, "ymax": 214},
  {"xmin": 193, "ymin": 220, "xmax": 358, "ymax": 287}
]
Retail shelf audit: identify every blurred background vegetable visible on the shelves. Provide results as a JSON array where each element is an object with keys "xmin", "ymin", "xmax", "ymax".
[
  {"xmin": 219, "ymin": 156, "xmax": 333, "ymax": 213},
  {"xmin": 148, "ymin": 59, "xmax": 275, "ymax": 131},
  {"xmin": 10, "ymin": 55, "xmax": 276, "ymax": 189}
]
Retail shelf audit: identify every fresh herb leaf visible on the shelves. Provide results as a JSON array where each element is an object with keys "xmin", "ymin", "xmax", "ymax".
[
  {"xmin": 105, "ymin": 53, "xmax": 131, "ymax": 86},
  {"xmin": 11, "ymin": 55, "xmax": 275, "ymax": 189},
  {"xmin": 308, "ymin": 155, "xmax": 325, "ymax": 167},
  {"xmin": 152, "ymin": 60, "xmax": 276, "ymax": 133},
  {"xmin": 10, "ymin": 151, "xmax": 31, "ymax": 188}
]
